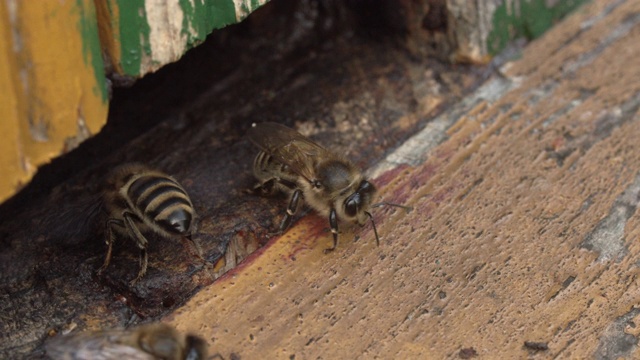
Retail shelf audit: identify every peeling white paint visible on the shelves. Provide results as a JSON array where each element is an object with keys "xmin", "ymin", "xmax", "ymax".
[
  {"xmin": 137, "ymin": 0, "xmax": 269, "ymax": 74},
  {"xmin": 233, "ymin": 0, "xmax": 269, "ymax": 22},
  {"xmin": 145, "ymin": 0, "xmax": 187, "ymax": 69},
  {"xmin": 584, "ymin": 206, "xmax": 628, "ymax": 262},
  {"xmin": 582, "ymin": 174, "xmax": 640, "ymax": 262},
  {"xmin": 6, "ymin": 0, "xmax": 21, "ymax": 52}
]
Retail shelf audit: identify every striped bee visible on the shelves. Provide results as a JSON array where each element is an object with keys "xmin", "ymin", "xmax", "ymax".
[
  {"xmin": 98, "ymin": 163, "xmax": 197, "ymax": 284},
  {"xmin": 248, "ymin": 122, "xmax": 411, "ymax": 253},
  {"xmin": 45, "ymin": 323, "xmax": 208, "ymax": 360}
]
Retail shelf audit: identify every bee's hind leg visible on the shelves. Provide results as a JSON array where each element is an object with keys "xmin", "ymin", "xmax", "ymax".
[
  {"xmin": 122, "ymin": 211, "xmax": 149, "ymax": 285},
  {"xmin": 130, "ymin": 249, "xmax": 148, "ymax": 286},
  {"xmin": 98, "ymin": 218, "xmax": 124, "ymax": 275}
]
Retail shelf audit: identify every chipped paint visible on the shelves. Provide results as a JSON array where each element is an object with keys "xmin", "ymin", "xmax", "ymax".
[
  {"xmin": 75, "ymin": 0, "xmax": 108, "ymax": 102},
  {"xmin": 101, "ymin": 0, "xmax": 269, "ymax": 76},
  {"xmin": 488, "ymin": 0, "xmax": 587, "ymax": 55},
  {"xmin": 233, "ymin": 0, "xmax": 268, "ymax": 21},
  {"xmin": 114, "ymin": 0, "xmax": 151, "ymax": 75},
  {"xmin": 582, "ymin": 173, "xmax": 640, "ymax": 262},
  {"xmin": 145, "ymin": 0, "xmax": 186, "ymax": 67},
  {"xmin": 595, "ymin": 307, "xmax": 640, "ymax": 359}
]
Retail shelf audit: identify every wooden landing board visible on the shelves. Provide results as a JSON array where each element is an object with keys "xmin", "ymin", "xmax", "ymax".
[{"xmin": 167, "ymin": 0, "xmax": 640, "ymax": 358}]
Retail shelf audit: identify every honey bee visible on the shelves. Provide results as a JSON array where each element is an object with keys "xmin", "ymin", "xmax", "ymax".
[
  {"xmin": 45, "ymin": 323, "xmax": 208, "ymax": 360},
  {"xmin": 248, "ymin": 122, "xmax": 410, "ymax": 253},
  {"xmin": 98, "ymin": 163, "xmax": 198, "ymax": 284}
]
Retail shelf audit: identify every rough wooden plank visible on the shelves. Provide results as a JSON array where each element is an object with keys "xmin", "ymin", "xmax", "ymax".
[{"xmin": 166, "ymin": 0, "xmax": 640, "ymax": 358}]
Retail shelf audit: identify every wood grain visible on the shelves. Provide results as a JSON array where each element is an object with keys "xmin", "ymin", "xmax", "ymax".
[{"xmin": 167, "ymin": 1, "xmax": 640, "ymax": 358}]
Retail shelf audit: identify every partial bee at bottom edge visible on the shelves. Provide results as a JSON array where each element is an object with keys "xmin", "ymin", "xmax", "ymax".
[
  {"xmin": 98, "ymin": 163, "xmax": 202, "ymax": 285},
  {"xmin": 44, "ymin": 323, "xmax": 208, "ymax": 360}
]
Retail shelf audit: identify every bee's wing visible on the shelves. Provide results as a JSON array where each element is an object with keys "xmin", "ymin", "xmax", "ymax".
[
  {"xmin": 45, "ymin": 331, "xmax": 155, "ymax": 360},
  {"xmin": 247, "ymin": 122, "xmax": 330, "ymax": 182},
  {"xmin": 42, "ymin": 192, "xmax": 104, "ymax": 237}
]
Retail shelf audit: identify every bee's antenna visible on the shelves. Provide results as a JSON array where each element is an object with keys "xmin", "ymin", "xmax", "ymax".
[
  {"xmin": 365, "ymin": 202, "xmax": 411, "ymax": 247},
  {"xmin": 372, "ymin": 202, "xmax": 413, "ymax": 213},
  {"xmin": 364, "ymin": 211, "xmax": 380, "ymax": 247}
]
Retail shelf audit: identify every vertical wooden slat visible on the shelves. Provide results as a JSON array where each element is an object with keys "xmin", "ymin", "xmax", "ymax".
[
  {"xmin": 0, "ymin": 0, "xmax": 108, "ymax": 203},
  {"xmin": 0, "ymin": 2, "xmax": 24, "ymax": 200}
]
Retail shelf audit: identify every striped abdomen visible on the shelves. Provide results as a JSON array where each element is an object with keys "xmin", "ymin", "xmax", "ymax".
[
  {"xmin": 126, "ymin": 172, "xmax": 195, "ymax": 236},
  {"xmin": 253, "ymin": 151, "xmax": 298, "ymax": 186}
]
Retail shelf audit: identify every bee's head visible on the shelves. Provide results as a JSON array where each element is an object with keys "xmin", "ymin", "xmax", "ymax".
[
  {"xmin": 340, "ymin": 179, "xmax": 412, "ymax": 248},
  {"xmin": 343, "ymin": 180, "xmax": 376, "ymax": 225},
  {"xmin": 160, "ymin": 208, "xmax": 194, "ymax": 236}
]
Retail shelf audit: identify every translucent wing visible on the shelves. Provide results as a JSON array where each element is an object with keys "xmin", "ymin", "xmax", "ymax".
[
  {"xmin": 45, "ymin": 324, "xmax": 207, "ymax": 360},
  {"xmin": 45, "ymin": 331, "xmax": 156, "ymax": 360},
  {"xmin": 247, "ymin": 122, "xmax": 332, "ymax": 182}
]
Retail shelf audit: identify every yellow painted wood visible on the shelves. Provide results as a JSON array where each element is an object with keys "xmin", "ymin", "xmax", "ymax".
[
  {"xmin": 0, "ymin": 3, "xmax": 24, "ymax": 200},
  {"xmin": 0, "ymin": 1, "xmax": 108, "ymax": 203}
]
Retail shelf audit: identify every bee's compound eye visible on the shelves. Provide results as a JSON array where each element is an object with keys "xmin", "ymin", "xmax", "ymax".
[
  {"xmin": 344, "ymin": 194, "xmax": 360, "ymax": 218},
  {"xmin": 358, "ymin": 180, "xmax": 375, "ymax": 194}
]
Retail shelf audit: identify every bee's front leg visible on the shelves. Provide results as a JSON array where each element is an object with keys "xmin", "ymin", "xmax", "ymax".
[{"xmin": 324, "ymin": 208, "xmax": 339, "ymax": 254}]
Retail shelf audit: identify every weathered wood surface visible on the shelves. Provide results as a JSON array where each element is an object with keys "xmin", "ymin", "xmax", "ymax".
[
  {"xmin": 167, "ymin": 0, "xmax": 640, "ymax": 358},
  {"xmin": 0, "ymin": 1, "xmax": 486, "ymax": 358}
]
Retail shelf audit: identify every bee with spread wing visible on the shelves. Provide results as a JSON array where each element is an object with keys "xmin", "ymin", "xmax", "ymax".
[{"xmin": 248, "ymin": 122, "xmax": 410, "ymax": 252}]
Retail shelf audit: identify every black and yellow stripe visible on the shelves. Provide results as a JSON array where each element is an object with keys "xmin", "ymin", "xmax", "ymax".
[
  {"xmin": 126, "ymin": 173, "xmax": 194, "ymax": 235},
  {"xmin": 254, "ymin": 151, "xmax": 297, "ymax": 189}
]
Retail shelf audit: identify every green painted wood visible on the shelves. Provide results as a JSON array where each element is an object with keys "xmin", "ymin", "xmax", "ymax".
[
  {"xmin": 75, "ymin": 0, "xmax": 108, "ymax": 102},
  {"xmin": 113, "ymin": 0, "xmax": 150, "ymax": 75},
  {"xmin": 488, "ymin": 0, "xmax": 588, "ymax": 55},
  {"xmin": 179, "ymin": 0, "xmax": 237, "ymax": 46},
  {"xmin": 110, "ymin": 0, "xmax": 269, "ymax": 77}
]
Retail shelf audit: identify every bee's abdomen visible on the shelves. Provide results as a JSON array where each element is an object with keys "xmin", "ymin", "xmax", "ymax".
[
  {"xmin": 127, "ymin": 174, "xmax": 194, "ymax": 235},
  {"xmin": 254, "ymin": 151, "xmax": 290, "ymax": 175},
  {"xmin": 254, "ymin": 151, "xmax": 273, "ymax": 173}
]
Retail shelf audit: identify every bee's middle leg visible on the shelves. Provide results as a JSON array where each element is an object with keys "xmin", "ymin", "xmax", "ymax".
[
  {"xmin": 279, "ymin": 189, "xmax": 302, "ymax": 232},
  {"xmin": 253, "ymin": 178, "xmax": 277, "ymax": 196}
]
